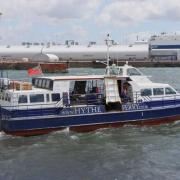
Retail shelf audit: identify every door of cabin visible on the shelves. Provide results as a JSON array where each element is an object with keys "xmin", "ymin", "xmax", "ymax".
[{"xmin": 104, "ymin": 77, "xmax": 121, "ymax": 104}]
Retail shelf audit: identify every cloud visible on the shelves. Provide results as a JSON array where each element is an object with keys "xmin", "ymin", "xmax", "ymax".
[
  {"xmin": 0, "ymin": 21, "xmax": 33, "ymax": 44},
  {"xmin": 0, "ymin": 0, "xmax": 100, "ymax": 43},
  {"xmin": 41, "ymin": 0, "xmax": 100, "ymax": 20},
  {"xmin": 97, "ymin": 0, "xmax": 180, "ymax": 27},
  {"xmin": 1, "ymin": 0, "xmax": 180, "ymax": 44},
  {"xmin": 54, "ymin": 25, "xmax": 88, "ymax": 43},
  {"xmin": 0, "ymin": 0, "xmax": 100, "ymax": 21}
]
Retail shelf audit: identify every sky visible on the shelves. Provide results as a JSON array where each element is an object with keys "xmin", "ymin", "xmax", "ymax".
[{"xmin": 1, "ymin": 0, "xmax": 180, "ymax": 45}]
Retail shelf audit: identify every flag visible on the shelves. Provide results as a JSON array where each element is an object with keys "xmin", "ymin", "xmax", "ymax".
[{"xmin": 28, "ymin": 65, "xmax": 42, "ymax": 76}]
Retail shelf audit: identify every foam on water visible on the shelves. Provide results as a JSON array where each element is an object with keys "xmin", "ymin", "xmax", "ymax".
[
  {"xmin": 0, "ymin": 132, "xmax": 13, "ymax": 141},
  {"xmin": 70, "ymin": 135, "xmax": 79, "ymax": 141},
  {"xmin": 172, "ymin": 119, "xmax": 180, "ymax": 125}
]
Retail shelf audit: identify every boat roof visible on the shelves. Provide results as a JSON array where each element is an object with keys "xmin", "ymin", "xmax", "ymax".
[
  {"xmin": 37, "ymin": 75, "xmax": 105, "ymax": 81},
  {"xmin": 36, "ymin": 75, "xmax": 129, "ymax": 81},
  {"xmin": 138, "ymin": 83, "xmax": 170, "ymax": 88},
  {"xmin": 7, "ymin": 88, "xmax": 50, "ymax": 94}
]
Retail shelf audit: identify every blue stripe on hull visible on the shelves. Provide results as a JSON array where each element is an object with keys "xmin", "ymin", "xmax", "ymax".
[
  {"xmin": 1, "ymin": 100, "xmax": 179, "ymax": 120},
  {"xmin": 2, "ymin": 105, "xmax": 180, "ymax": 135},
  {"xmin": 10, "ymin": 107, "xmax": 61, "ymax": 118},
  {"xmin": 145, "ymin": 99, "xmax": 180, "ymax": 108},
  {"xmin": 3, "ymin": 99, "xmax": 179, "ymax": 119}
]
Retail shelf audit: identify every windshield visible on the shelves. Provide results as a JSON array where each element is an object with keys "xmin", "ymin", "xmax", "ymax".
[
  {"xmin": 109, "ymin": 67, "xmax": 123, "ymax": 75},
  {"xmin": 127, "ymin": 68, "xmax": 141, "ymax": 76}
]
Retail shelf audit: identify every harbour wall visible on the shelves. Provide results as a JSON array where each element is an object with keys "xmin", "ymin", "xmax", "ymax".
[{"xmin": 0, "ymin": 60, "xmax": 180, "ymax": 70}]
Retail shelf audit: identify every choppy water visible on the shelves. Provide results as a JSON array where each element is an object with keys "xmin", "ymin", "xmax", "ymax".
[{"xmin": 0, "ymin": 67, "xmax": 180, "ymax": 180}]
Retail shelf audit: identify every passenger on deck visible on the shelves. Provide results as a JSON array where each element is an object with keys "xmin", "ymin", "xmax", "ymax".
[{"xmin": 121, "ymin": 83, "xmax": 131, "ymax": 103}]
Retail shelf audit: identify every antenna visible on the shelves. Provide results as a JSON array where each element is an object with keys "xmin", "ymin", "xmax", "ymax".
[
  {"xmin": 105, "ymin": 34, "xmax": 111, "ymax": 75},
  {"xmin": 40, "ymin": 45, "xmax": 44, "ymax": 54}
]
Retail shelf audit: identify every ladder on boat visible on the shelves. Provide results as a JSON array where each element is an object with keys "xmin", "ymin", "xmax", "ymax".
[{"xmin": 105, "ymin": 78, "xmax": 121, "ymax": 104}]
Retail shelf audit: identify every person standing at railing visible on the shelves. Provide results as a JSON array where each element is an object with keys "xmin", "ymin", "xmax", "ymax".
[{"xmin": 121, "ymin": 82, "xmax": 132, "ymax": 103}]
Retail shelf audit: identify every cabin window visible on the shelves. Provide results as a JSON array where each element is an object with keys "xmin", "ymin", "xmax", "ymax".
[
  {"xmin": 18, "ymin": 95, "xmax": 28, "ymax": 104},
  {"xmin": 49, "ymin": 81, "xmax": 53, "ymax": 90},
  {"xmin": 5, "ymin": 94, "xmax": 11, "ymax": 102},
  {"xmin": 108, "ymin": 67, "xmax": 123, "ymax": 75},
  {"xmin": 46, "ymin": 94, "xmax": 50, "ymax": 102},
  {"xmin": 38, "ymin": 79, "xmax": 43, "ymax": 87},
  {"xmin": 32, "ymin": 78, "xmax": 35, "ymax": 86},
  {"xmin": 127, "ymin": 68, "xmax": 141, "ymax": 76},
  {"xmin": 69, "ymin": 81, "xmax": 75, "ymax": 93},
  {"xmin": 73, "ymin": 81, "xmax": 86, "ymax": 94},
  {"xmin": 153, "ymin": 88, "xmax": 164, "ymax": 96},
  {"xmin": 165, "ymin": 87, "xmax": 176, "ymax": 95},
  {"xmin": 1, "ymin": 94, "xmax": 4, "ymax": 100},
  {"xmin": 7, "ymin": 94, "xmax": 11, "ymax": 102},
  {"xmin": 52, "ymin": 93, "xmax": 60, "ymax": 102},
  {"xmin": 141, "ymin": 89, "xmax": 152, "ymax": 96},
  {"xmin": 45, "ymin": 80, "xmax": 50, "ymax": 89},
  {"xmin": 35, "ymin": 79, "xmax": 39, "ymax": 86},
  {"xmin": 119, "ymin": 68, "xmax": 123, "ymax": 75},
  {"xmin": 5, "ymin": 94, "xmax": 7, "ymax": 101},
  {"xmin": 42, "ymin": 79, "xmax": 46, "ymax": 88},
  {"xmin": 30, "ymin": 94, "xmax": 44, "ymax": 103}
]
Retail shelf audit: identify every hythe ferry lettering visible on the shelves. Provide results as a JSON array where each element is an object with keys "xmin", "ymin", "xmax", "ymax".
[
  {"xmin": 60, "ymin": 105, "xmax": 105, "ymax": 116},
  {"xmin": 122, "ymin": 103, "xmax": 149, "ymax": 111}
]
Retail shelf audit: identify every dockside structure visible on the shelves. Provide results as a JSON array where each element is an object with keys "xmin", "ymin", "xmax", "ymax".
[{"xmin": 1, "ymin": 33, "xmax": 180, "ymax": 62}]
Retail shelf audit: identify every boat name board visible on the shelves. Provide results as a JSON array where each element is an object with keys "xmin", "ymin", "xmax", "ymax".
[
  {"xmin": 122, "ymin": 103, "xmax": 149, "ymax": 111},
  {"xmin": 60, "ymin": 105, "xmax": 105, "ymax": 116}
]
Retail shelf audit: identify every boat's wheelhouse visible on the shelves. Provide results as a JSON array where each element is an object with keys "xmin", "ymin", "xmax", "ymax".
[{"xmin": 105, "ymin": 63, "xmax": 180, "ymax": 106}]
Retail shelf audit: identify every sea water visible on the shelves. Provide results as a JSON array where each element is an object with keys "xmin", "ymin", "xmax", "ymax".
[{"xmin": 0, "ymin": 67, "xmax": 180, "ymax": 180}]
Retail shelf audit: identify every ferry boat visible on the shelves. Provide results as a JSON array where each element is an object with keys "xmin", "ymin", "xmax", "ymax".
[{"xmin": 0, "ymin": 62, "xmax": 180, "ymax": 136}]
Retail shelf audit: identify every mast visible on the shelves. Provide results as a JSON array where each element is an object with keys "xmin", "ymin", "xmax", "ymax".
[{"xmin": 105, "ymin": 34, "xmax": 111, "ymax": 75}]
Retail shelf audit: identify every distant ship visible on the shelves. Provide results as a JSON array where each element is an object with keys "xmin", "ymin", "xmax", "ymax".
[
  {"xmin": 150, "ymin": 33, "xmax": 180, "ymax": 60},
  {"xmin": 0, "ymin": 41, "xmax": 149, "ymax": 62}
]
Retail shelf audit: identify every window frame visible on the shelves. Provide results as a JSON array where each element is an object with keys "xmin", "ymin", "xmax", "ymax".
[
  {"xmin": 18, "ymin": 94, "xmax": 28, "ymax": 104},
  {"xmin": 30, "ymin": 94, "xmax": 44, "ymax": 103},
  {"xmin": 165, "ymin": 87, "xmax": 176, "ymax": 95},
  {"xmin": 51, "ymin": 93, "xmax": 60, "ymax": 102},
  {"xmin": 127, "ymin": 68, "xmax": 141, "ymax": 76},
  {"xmin": 140, "ymin": 88, "xmax": 152, "ymax": 96},
  {"xmin": 153, "ymin": 88, "xmax": 164, "ymax": 96},
  {"xmin": 46, "ymin": 94, "xmax": 50, "ymax": 102},
  {"xmin": 42, "ymin": 79, "xmax": 46, "ymax": 88}
]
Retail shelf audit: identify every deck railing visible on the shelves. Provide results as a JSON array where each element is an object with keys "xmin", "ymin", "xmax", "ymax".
[
  {"xmin": 132, "ymin": 91, "xmax": 180, "ymax": 107},
  {"xmin": 1, "ymin": 91, "xmax": 180, "ymax": 119}
]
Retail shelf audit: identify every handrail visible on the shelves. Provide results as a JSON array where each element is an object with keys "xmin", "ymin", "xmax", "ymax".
[
  {"xmin": 132, "ymin": 91, "xmax": 180, "ymax": 102},
  {"xmin": 2, "ymin": 91, "xmax": 180, "ymax": 111},
  {"xmin": 70, "ymin": 92, "xmax": 104, "ymax": 106},
  {"xmin": 144, "ymin": 94, "xmax": 180, "ymax": 101},
  {"xmin": 55, "ymin": 97, "xmax": 64, "ymax": 108}
]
